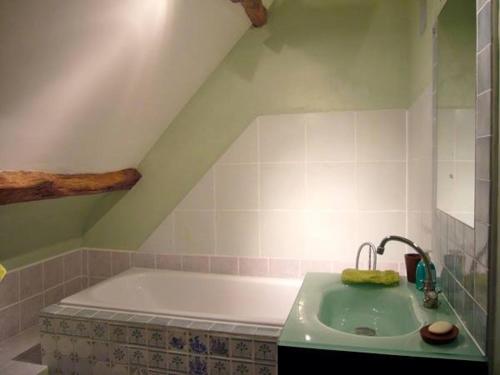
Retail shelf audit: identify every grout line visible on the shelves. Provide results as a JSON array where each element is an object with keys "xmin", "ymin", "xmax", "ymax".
[
  {"xmin": 477, "ymin": 41, "xmax": 491, "ymax": 57},
  {"xmin": 212, "ymin": 167, "xmax": 218, "ymax": 256},
  {"xmin": 257, "ymin": 117, "xmax": 262, "ymax": 258}
]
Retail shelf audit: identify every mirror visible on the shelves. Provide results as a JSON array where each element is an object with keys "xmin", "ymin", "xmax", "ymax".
[{"xmin": 436, "ymin": 0, "xmax": 476, "ymax": 227}]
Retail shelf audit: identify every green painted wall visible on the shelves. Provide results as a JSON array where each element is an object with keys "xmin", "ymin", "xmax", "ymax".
[
  {"xmin": 408, "ymin": 0, "xmax": 447, "ymax": 102},
  {"xmin": 0, "ymin": 192, "xmax": 124, "ymax": 270},
  {"xmin": 437, "ymin": 0, "xmax": 476, "ymax": 109},
  {"xmin": 84, "ymin": 0, "xmax": 413, "ymax": 250}
]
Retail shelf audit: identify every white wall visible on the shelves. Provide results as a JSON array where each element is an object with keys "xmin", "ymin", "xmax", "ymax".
[
  {"xmin": 141, "ymin": 109, "xmax": 410, "ymax": 271},
  {"xmin": 0, "ymin": 0, "xmax": 249, "ymax": 172}
]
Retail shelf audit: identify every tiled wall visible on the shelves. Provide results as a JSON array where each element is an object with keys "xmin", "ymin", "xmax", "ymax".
[
  {"xmin": 0, "ymin": 249, "xmax": 87, "ymax": 342},
  {"xmin": 432, "ymin": 0, "xmax": 493, "ymax": 353},
  {"xmin": 141, "ymin": 110, "xmax": 410, "ymax": 270},
  {"xmin": 40, "ymin": 304, "xmax": 279, "ymax": 375}
]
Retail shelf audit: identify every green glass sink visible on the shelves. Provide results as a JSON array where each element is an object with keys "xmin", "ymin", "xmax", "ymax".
[
  {"xmin": 279, "ymin": 273, "xmax": 486, "ymax": 362},
  {"xmin": 317, "ymin": 285, "xmax": 423, "ymax": 337}
]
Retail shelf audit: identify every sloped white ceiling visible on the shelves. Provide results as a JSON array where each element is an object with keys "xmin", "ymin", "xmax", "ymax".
[{"xmin": 0, "ymin": 0, "xmax": 249, "ymax": 173}]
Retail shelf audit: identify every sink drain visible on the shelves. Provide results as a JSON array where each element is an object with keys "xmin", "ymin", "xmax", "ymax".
[{"xmin": 354, "ymin": 327, "xmax": 376, "ymax": 336}]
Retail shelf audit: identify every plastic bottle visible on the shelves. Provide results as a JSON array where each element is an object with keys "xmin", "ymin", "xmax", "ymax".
[{"xmin": 416, "ymin": 252, "xmax": 436, "ymax": 291}]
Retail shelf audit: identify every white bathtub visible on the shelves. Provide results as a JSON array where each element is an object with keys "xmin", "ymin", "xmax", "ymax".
[{"xmin": 61, "ymin": 268, "xmax": 302, "ymax": 326}]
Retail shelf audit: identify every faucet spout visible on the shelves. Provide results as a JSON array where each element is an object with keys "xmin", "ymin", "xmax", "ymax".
[{"xmin": 377, "ymin": 235, "xmax": 438, "ymax": 309}]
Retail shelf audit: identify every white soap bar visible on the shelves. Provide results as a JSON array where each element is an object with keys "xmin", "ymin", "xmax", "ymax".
[{"xmin": 428, "ymin": 321, "xmax": 453, "ymax": 335}]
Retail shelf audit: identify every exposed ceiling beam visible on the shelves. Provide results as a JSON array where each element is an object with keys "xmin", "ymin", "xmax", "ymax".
[
  {"xmin": 231, "ymin": 0, "xmax": 267, "ymax": 27},
  {"xmin": 0, "ymin": 169, "xmax": 141, "ymax": 205}
]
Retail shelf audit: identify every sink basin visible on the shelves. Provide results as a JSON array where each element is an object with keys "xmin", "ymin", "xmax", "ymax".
[{"xmin": 317, "ymin": 284, "xmax": 424, "ymax": 337}]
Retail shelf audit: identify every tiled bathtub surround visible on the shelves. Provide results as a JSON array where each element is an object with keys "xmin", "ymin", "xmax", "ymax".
[
  {"xmin": 40, "ymin": 304, "xmax": 279, "ymax": 375},
  {"xmin": 141, "ymin": 110, "xmax": 410, "ymax": 268},
  {"xmin": 85, "ymin": 248, "xmax": 403, "ymax": 283},
  {"xmin": 0, "ymin": 249, "xmax": 86, "ymax": 342}
]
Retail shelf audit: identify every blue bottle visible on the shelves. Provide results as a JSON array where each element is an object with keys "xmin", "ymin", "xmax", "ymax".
[{"xmin": 416, "ymin": 252, "xmax": 436, "ymax": 291}]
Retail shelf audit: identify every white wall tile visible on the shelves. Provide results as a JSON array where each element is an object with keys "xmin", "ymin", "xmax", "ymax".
[
  {"xmin": 259, "ymin": 114, "xmax": 305, "ymax": 162},
  {"xmin": 174, "ymin": 211, "xmax": 215, "ymax": 254},
  {"xmin": 306, "ymin": 112, "xmax": 355, "ymax": 161},
  {"xmin": 260, "ymin": 211, "xmax": 305, "ymax": 258},
  {"xmin": 357, "ymin": 212, "xmax": 406, "ymax": 263},
  {"xmin": 357, "ymin": 110, "xmax": 406, "ymax": 161},
  {"xmin": 141, "ymin": 106, "xmax": 433, "ymax": 271},
  {"xmin": 305, "ymin": 212, "xmax": 357, "ymax": 260},
  {"xmin": 260, "ymin": 163, "xmax": 305, "ymax": 209},
  {"xmin": 307, "ymin": 162, "xmax": 356, "ymax": 210},
  {"xmin": 177, "ymin": 169, "xmax": 214, "ymax": 210},
  {"xmin": 216, "ymin": 212, "xmax": 259, "ymax": 256},
  {"xmin": 219, "ymin": 119, "xmax": 258, "ymax": 164},
  {"xmin": 357, "ymin": 162, "xmax": 405, "ymax": 210},
  {"xmin": 215, "ymin": 164, "xmax": 258, "ymax": 209}
]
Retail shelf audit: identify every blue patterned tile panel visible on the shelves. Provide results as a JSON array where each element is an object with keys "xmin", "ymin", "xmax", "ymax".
[
  {"xmin": 189, "ymin": 355, "xmax": 208, "ymax": 375},
  {"xmin": 209, "ymin": 336, "xmax": 230, "ymax": 357},
  {"xmin": 168, "ymin": 330, "xmax": 188, "ymax": 352},
  {"xmin": 189, "ymin": 332, "xmax": 209, "ymax": 355}
]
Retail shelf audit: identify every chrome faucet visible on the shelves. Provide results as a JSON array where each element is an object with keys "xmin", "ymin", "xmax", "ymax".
[
  {"xmin": 376, "ymin": 235, "xmax": 439, "ymax": 309},
  {"xmin": 355, "ymin": 242, "xmax": 377, "ymax": 270}
]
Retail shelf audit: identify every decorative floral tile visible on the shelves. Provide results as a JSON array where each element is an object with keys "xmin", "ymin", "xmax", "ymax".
[
  {"xmin": 168, "ymin": 330, "xmax": 188, "ymax": 352},
  {"xmin": 92, "ymin": 340, "xmax": 110, "ymax": 362},
  {"xmin": 209, "ymin": 336, "xmax": 229, "ymax": 357},
  {"xmin": 255, "ymin": 364, "xmax": 276, "ymax": 375},
  {"xmin": 57, "ymin": 319, "xmax": 73, "ymax": 335},
  {"xmin": 148, "ymin": 328, "xmax": 166, "ymax": 348},
  {"xmin": 231, "ymin": 361, "xmax": 254, "ymax": 375},
  {"xmin": 129, "ymin": 326, "xmax": 147, "ymax": 346},
  {"xmin": 167, "ymin": 353, "xmax": 188, "ymax": 373},
  {"xmin": 110, "ymin": 344, "xmax": 128, "ymax": 364},
  {"xmin": 40, "ymin": 316, "xmax": 54, "ymax": 333},
  {"xmin": 129, "ymin": 346, "xmax": 148, "ymax": 367},
  {"xmin": 149, "ymin": 350, "xmax": 168, "ymax": 369},
  {"xmin": 230, "ymin": 339, "xmax": 253, "ymax": 360},
  {"xmin": 209, "ymin": 358, "xmax": 230, "ymax": 375},
  {"xmin": 254, "ymin": 342, "xmax": 276, "ymax": 362},
  {"xmin": 110, "ymin": 324, "xmax": 128, "ymax": 343},
  {"xmin": 189, "ymin": 355, "xmax": 208, "ymax": 375},
  {"xmin": 72, "ymin": 319, "xmax": 91, "ymax": 337},
  {"xmin": 91, "ymin": 321, "xmax": 109, "ymax": 340},
  {"xmin": 189, "ymin": 331, "xmax": 208, "ymax": 355}
]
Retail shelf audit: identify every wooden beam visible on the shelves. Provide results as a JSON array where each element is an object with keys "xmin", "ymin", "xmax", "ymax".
[
  {"xmin": 0, "ymin": 168, "xmax": 141, "ymax": 205},
  {"xmin": 231, "ymin": 0, "xmax": 267, "ymax": 27}
]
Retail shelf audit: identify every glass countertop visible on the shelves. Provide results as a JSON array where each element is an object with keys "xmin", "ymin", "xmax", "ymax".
[{"xmin": 279, "ymin": 273, "xmax": 486, "ymax": 362}]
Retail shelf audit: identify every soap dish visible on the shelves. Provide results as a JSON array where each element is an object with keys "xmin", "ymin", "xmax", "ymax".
[{"xmin": 420, "ymin": 324, "xmax": 459, "ymax": 345}]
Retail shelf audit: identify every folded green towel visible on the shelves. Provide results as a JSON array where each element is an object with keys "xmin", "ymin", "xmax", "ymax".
[
  {"xmin": 0, "ymin": 264, "xmax": 5, "ymax": 282},
  {"xmin": 341, "ymin": 268, "xmax": 400, "ymax": 286}
]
